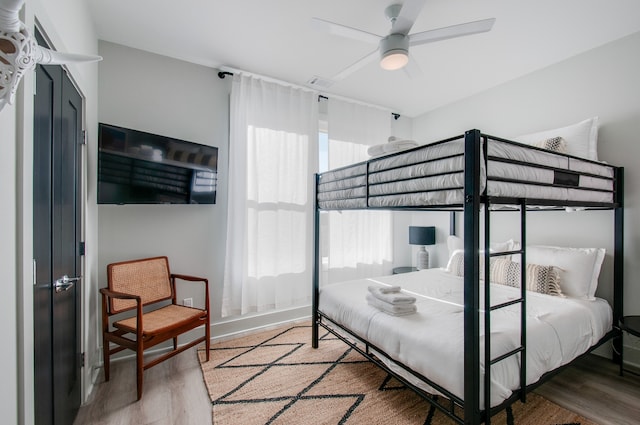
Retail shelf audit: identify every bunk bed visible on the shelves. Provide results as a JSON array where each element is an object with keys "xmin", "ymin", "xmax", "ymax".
[{"xmin": 311, "ymin": 129, "xmax": 624, "ymax": 425}]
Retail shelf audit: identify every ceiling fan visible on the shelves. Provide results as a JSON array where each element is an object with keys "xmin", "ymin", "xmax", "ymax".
[{"xmin": 312, "ymin": 0, "xmax": 495, "ymax": 80}]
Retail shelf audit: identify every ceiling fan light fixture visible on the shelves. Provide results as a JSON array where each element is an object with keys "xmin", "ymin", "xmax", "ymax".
[
  {"xmin": 379, "ymin": 33, "xmax": 409, "ymax": 70},
  {"xmin": 380, "ymin": 51, "xmax": 409, "ymax": 70}
]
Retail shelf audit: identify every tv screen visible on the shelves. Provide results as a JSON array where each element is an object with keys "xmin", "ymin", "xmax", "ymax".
[{"xmin": 98, "ymin": 123, "xmax": 218, "ymax": 204}]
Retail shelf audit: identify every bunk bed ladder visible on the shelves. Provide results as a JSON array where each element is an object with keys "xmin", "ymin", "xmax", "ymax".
[{"xmin": 483, "ymin": 200, "xmax": 528, "ymax": 425}]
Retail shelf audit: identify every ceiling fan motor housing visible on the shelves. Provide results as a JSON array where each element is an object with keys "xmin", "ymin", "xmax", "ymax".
[{"xmin": 380, "ymin": 33, "xmax": 409, "ymax": 54}]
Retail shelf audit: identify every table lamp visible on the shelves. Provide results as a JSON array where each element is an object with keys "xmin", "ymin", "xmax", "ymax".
[{"xmin": 409, "ymin": 226, "xmax": 436, "ymax": 270}]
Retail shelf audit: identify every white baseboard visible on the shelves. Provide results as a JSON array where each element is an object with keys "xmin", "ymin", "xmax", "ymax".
[{"xmin": 212, "ymin": 305, "xmax": 311, "ymax": 342}]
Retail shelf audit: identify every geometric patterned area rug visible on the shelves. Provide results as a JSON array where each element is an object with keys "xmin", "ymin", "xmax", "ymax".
[{"xmin": 198, "ymin": 323, "xmax": 596, "ymax": 425}]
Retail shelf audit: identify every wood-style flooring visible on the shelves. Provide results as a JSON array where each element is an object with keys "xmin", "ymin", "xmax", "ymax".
[
  {"xmin": 74, "ymin": 347, "xmax": 640, "ymax": 425},
  {"xmin": 74, "ymin": 347, "xmax": 212, "ymax": 425},
  {"xmin": 535, "ymin": 354, "xmax": 640, "ymax": 425}
]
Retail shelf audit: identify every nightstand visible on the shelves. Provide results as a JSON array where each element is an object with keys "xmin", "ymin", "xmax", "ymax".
[
  {"xmin": 619, "ymin": 315, "xmax": 640, "ymax": 376},
  {"xmin": 392, "ymin": 267, "xmax": 418, "ymax": 274}
]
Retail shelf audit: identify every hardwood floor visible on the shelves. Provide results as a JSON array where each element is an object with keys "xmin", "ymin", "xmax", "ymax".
[
  {"xmin": 74, "ymin": 347, "xmax": 211, "ymax": 425},
  {"xmin": 75, "ymin": 348, "xmax": 639, "ymax": 425},
  {"xmin": 535, "ymin": 354, "xmax": 640, "ymax": 425}
]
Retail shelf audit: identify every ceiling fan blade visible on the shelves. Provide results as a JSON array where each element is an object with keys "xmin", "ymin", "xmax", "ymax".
[
  {"xmin": 311, "ymin": 17, "xmax": 381, "ymax": 45},
  {"xmin": 402, "ymin": 56, "xmax": 423, "ymax": 79},
  {"xmin": 332, "ymin": 49, "xmax": 379, "ymax": 81},
  {"xmin": 409, "ymin": 18, "xmax": 496, "ymax": 46},
  {"xmin": 391, "ymin": 0, "xmax": 427, "ymax": 35}
]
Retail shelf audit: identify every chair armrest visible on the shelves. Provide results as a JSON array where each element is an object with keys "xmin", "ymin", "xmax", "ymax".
[
  {"xmin": 100, "ymin": 287, "xmax": 141, "ymax": 302},
  {"xmin": 171, "ymin": 273, "xmax": 207, "ymax": 283},
  {"xmin": 100, "ymin": 288, "xmax": 144, "ymax": 335},
  {"xmin": 170, "ymin": 274, "xmax": 210, "ymax": 311}
]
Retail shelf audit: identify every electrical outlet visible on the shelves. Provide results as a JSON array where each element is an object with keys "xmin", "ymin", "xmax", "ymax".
[{"xmin": 183, "ymin": 298, "xmax": 193, "ymax": 307}]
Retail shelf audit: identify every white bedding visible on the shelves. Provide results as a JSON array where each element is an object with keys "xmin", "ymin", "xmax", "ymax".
[
  {"xmin": 316, "ymin": 136, "xmax": 616, "ymax": 209},
  {"xmin": 318, "ymin": 268, "xmax": 612, "ymax": 407}
]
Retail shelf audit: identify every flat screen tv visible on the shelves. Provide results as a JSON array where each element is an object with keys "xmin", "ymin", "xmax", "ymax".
[{"xmin": 98, "ymin": 123, "xmax": 218, "ymax": 204}]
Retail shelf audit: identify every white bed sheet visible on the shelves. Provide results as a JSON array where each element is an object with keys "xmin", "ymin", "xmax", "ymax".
[{"xmin": 318, "ymin": 268, "xmax": 612, "ymax": 407}]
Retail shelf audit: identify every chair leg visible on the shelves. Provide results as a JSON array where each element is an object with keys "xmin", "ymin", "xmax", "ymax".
[
  {"xmin": 102, "ymin": 337, "xmax": 111, "ymax": 382},
  {"xmin": 136, "ymin": 346, "xmax": 144, "ymax": 400},
  {"xmin": 205, "ymin": 315, "xmax": 211, "ymax": 361}
]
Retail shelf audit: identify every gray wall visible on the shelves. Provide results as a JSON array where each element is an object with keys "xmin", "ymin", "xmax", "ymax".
[
  {"xmin": 411, "ymin": 31, "xmax": 640, "ymax": 363},
  {"xmin": 97, "ymin": 42, "xmax": 230, "ymax": 329}
]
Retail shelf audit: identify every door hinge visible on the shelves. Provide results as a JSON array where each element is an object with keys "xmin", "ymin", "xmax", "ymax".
[
  {"xmin": 81, "ymin": 352, "xmax": 85, "ymax": 368},
  {"xmin": 79, "ymin": 241, "xmax": 85, "ymax": 256},
  {"xmin": 81, "ymin": 130, "xmax": 87, "ymax": 145}
]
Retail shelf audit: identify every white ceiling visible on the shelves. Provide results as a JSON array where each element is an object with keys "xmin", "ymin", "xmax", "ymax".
[{"xmin": 86, "ymin": 0, "xmax": 640, "ymax": 118}]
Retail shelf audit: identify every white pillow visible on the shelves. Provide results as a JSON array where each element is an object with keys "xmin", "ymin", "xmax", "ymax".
[
  {"xmin": 513, "ymin": 117, "xmax": 599, "ymax": 160},
  {"xmin": 446, "ymin": 249, "xmax": 465, "ymax": 276},
  {"xmin": 447, "ymin": 235, "xmax": 515, "ymax": 259},
  {"xmin": 518, "ymin": 245, "xmax": 605, "ymax": 300}
]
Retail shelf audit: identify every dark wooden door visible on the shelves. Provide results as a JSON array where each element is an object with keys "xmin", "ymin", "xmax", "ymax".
[{"xmin": 33, "ymin": 31, "xmax": 83, "ymax": 425}]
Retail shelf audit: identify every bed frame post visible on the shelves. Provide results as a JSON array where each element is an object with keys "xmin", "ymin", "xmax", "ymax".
[
  {"xmin": 449, "ymin": 211, "xmax": 456, "ymax": 236},
  {"xmin": 613, "ymin": 167, "xmax": 624, "ymax": 363},
  {"xmin": 463, "ymin": 129, "xmax": 482, "ymax": 424},
  {"xmin": 312, "ymin": 174, "xmax": 321, "ymax": 348}
]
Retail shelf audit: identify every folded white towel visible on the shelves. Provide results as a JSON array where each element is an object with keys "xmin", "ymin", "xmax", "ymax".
[
  {"xmin": 369, "ymin": 288, "xmax": 416, "ymax": 305},
  {"xmin": 368, "ymin": 285, "xmax": 401, "ymax": 294},
  {"xmin": 366, "ymin": 293, "xmax": 417, "ymax": 316}
]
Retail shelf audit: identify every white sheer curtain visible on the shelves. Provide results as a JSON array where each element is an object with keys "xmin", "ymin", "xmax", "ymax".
[
  {"xmin": 323, "ymin": 98, "xmax": 393, "ymax": 283},
  {"xmin": 223, "ymin": 74, "xmax": 318, "ymax": 316}
]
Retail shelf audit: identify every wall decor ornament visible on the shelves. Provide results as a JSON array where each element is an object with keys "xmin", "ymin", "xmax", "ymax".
[{"xmin": 0, "ymin": 0, "xmax": 102, "ymax": 112}]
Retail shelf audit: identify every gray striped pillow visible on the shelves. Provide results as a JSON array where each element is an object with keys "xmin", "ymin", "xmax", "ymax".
[{"xmin": 489, "ymin": 258, "xmax": 563, "ymax": 296}]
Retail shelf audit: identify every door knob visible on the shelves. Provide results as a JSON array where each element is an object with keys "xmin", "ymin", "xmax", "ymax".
[{"xmin": 54, "ymin": 275, "xmax": 81, "ymax": 293}]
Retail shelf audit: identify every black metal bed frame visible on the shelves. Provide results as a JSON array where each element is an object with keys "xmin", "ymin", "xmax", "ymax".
[{"xmin": 311, "ymin": 129, "xmax": 624, "ymax": 425}]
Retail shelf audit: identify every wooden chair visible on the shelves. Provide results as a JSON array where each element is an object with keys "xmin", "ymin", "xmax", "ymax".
[{"xmin": 100, "ymin": 256, "xmax": 210, "ymax": 400}]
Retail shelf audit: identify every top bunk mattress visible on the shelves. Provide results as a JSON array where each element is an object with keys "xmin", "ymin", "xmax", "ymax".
[
  {"xmin": 318, "ymin": 268, "xmax": 612, "ymax": 407},
  {"xmin": 316, "ymin": 134, "xmax": 617, "ymax": 210}
]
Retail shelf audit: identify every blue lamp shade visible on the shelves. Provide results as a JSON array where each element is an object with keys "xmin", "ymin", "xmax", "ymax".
[
  {"xmin": 409, "ymin": 226, "xmax": 436, "ymax": 246},
  {"xmin": 409, "ymin": 226, "xmax": 436, "ymax": 270}
]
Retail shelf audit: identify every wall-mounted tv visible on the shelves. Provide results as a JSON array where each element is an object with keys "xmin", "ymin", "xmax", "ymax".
[{"xmin": 98, "ymin": 123, "xmax": 218, "ymax": 204}]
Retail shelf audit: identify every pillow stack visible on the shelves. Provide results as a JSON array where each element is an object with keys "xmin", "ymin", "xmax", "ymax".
[
  {"xmin": 445, "ymin": 241, "xmax": 606, "ymax": 299},
  {"xmin": 519, "ymin": 245, "xmax": 605, "ymax": 300},
  {"xmin": 513, "ymin": 117, "xmax": 599, "ymax": 160}
]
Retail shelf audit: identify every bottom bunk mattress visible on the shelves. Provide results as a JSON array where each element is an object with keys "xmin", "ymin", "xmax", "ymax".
[{"xmin": 318, "ymin": 268, "xmax": 612, "ymax": 407}]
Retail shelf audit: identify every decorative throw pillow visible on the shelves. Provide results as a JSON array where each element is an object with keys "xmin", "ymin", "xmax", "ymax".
[
  {"xmin": 533, "ymin": 136, "xmax": 567, "ymax": 153},
  {"xmin": 489, "ymin": 258, "xmax": 563, "ymax": 296}
]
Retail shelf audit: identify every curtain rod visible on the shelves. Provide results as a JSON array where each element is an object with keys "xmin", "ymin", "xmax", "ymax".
[{"xmin": 218, "ymin": 71, "xmax": 400, "ymax": 120}]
